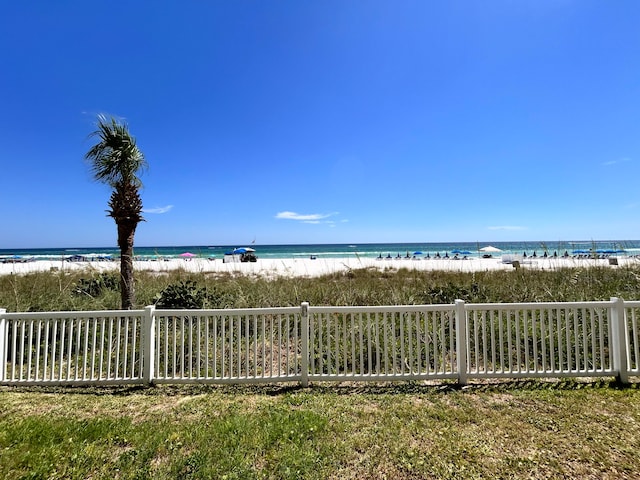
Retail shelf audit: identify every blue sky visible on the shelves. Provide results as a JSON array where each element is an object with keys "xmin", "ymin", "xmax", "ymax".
[{"xmin": 1, "ymin": 1, "xmax": 639, "ymax": 248}]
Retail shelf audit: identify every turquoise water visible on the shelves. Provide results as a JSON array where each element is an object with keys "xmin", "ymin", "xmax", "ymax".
[{"xmin": 1, "ymin": 241, "xmax": 639, "ymax": 262}]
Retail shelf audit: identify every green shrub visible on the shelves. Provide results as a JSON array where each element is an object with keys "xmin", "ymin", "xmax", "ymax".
[
  {"xmin": 74, "ymin": 272, "xmax": 119, "ymax": 297},
  {"xmin": 154, "ymin": 280, "xmax": 232, "ymax": 309}
]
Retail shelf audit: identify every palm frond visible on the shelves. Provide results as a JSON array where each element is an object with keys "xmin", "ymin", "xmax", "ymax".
[{"xmin": 85, "ymin": 114, "xmax": 147, "ymax": 187}]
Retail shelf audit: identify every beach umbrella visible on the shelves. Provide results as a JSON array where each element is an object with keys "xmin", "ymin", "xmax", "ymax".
[
  {"xmin": 479, "ymin": 245, "xmax": 502, "ymax": 253},
  {"xmin": 413, "ymin": 251, "xmax": 423, "ymax": 255},
  {"xmin": 232, "ymin": 247, "xmax": 256, "ymax": 254},
  {"xmin": 452, "ymin": 249, "xmax": 472, "ymax": 255},
  {"xmin": 180, "ymin": 252, "xmax": 196, "ymax": 257}
]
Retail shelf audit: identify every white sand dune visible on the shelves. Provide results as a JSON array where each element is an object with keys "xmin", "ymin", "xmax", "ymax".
[{"xmin": 1, "ymin": 255, "xmax": 638, "ymax": 278}]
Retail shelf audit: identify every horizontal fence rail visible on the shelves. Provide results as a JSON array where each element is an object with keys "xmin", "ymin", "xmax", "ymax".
[{"xmin": 0, "ymin": 298, "xmax": 638, "ymax": 387}]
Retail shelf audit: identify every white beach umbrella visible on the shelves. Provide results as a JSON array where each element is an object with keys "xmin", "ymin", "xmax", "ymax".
[{"xmin": 479, "ymin": 246, "xmax": 502, "ymax": 253}]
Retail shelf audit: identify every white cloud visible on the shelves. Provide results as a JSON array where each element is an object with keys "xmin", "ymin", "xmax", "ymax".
[
  {"xmin": 276, "ymin": 211, "xmax": 338, "ymax": 221},
  {"xmin": 143, "ymin": 205, "xmax": 174, "ymax": 214},
  {"xmin": 603, "ymin": 157, "xmax": 631, "ymax": 166},
  {"xmin": 275, "ymin": 211, "xmax": 346, "ymax": 227}
]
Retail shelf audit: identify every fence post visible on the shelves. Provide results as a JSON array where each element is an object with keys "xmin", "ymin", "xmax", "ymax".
[
  {"xmin": 610, "ymin": 297, "xmax": 629, "ymax": 385},
  {"xmin": 300, "ymin": 302, "xmax": 310, "ymax": 387},
  {"xmin": 455, "ymin": 300, "xmax": 468, "ymax": 386},
  {"xmin": 142, "ymin": 305, "xmax": 156, "ymax": 386},
  {"xmin": 0, "ymin": 309, "xmax": 6, "ymax": 382}
]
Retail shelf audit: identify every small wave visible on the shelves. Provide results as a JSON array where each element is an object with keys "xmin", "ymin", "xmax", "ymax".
[{"xmin": 291, "ymin": 251, "xmax": 368, "ymax": 257}]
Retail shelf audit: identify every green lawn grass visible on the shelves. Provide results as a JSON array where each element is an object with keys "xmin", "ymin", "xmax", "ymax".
[{"xmin": 1, "ymin": 381, "xmax": 639, "ymax": 479}]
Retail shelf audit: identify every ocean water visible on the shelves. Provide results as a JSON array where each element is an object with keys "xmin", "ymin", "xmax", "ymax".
[{"xmin": 1, "ymin": 240, "xmax": 639, "ymax": 262}]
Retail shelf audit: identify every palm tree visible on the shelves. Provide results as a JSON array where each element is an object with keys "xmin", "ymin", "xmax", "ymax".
[{"xmin": 85, "ymin": 114, "xmax": 147, "ymax": 309}]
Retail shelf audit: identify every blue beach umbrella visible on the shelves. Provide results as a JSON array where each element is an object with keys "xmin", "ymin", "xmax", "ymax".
[
  {"xmin": 413, "ymin": 251, "xmax": 423, "ymax": 255},
  {"xmin": 232, "ymin": 247, "xmax": 256, "ymax": 254}
]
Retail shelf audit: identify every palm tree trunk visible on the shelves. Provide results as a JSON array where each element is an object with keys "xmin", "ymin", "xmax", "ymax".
[{"xmin": 117, "ymin": 220, "xmax": 137, "ymax": 310}]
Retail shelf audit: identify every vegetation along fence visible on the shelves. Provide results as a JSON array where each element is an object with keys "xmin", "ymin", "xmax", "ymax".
[{"xmin": 1, "ymin": 298, "xmax": 639, "ymax": 387}]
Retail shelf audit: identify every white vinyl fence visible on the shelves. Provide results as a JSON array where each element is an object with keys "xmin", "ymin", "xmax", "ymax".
[{"xmin": 1, "ymin": 298, "xmax": 638, "ymax": 387}]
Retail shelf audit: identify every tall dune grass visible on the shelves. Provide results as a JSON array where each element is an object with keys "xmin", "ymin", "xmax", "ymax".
[{"xmin": 1, "ymin": 265, "xmax": 639, "ymax": 312}]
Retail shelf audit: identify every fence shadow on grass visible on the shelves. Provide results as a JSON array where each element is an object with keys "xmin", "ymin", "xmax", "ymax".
[{"xmin": 1, "ymin": 378, "xmax": 637, "ymax": 397}]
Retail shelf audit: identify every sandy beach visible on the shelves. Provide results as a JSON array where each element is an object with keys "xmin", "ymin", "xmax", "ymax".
[{"xmin": 1, "ymin": 255, "xmax": 638, "ymax": 278}]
